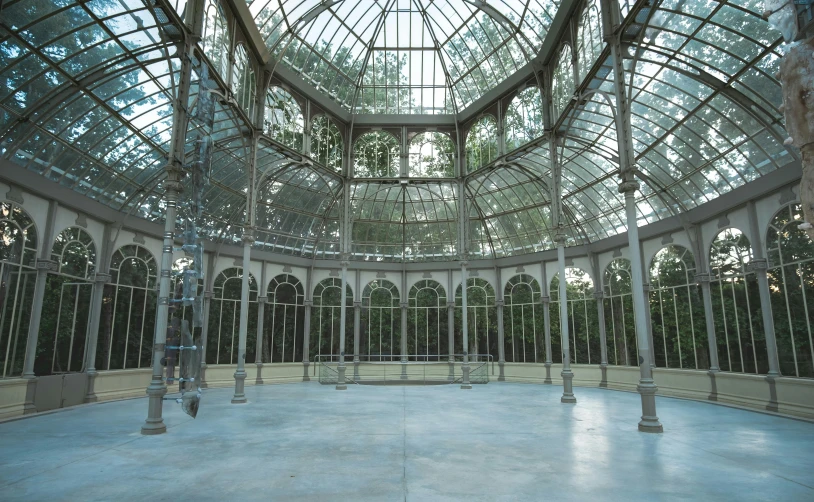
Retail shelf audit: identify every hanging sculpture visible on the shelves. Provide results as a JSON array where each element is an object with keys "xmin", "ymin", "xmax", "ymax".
[
  {"xmin": 767, "ymin": 0, "xmax": 814, "ymax": 238},
  {"xmin": 164, "ymin": 64, "xmax": 216, "ymax": 418}
]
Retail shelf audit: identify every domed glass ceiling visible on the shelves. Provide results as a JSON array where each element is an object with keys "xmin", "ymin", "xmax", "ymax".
[
  {"xmin": 0, "ymin": 0, "xmax": 798, "ymax": 263},
  {"xmin": 250, "ymin": 0, "xmax": 559, "ymax": 113}
]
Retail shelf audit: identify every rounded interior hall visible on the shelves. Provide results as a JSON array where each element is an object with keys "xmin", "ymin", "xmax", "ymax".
[{"xmin": 1, "ymin": 0, "xmax": 814, "ymax": 500}]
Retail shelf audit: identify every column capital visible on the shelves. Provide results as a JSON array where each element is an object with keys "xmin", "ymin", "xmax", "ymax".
[
  {"xmin": 541, "ymin": 295, "xmax": 551, "ymax": 304},
  {"xmin": 746, "ymin": 258, "xmax": 769, "ymax": 272},
  {"xmin": 400, "ymin": 302, "xmax": 408, "ymax": 309},
  {"xmin": 340, "ymin": 261, "xmax": 350, "ymax": 268},
  {"xmin": 495, "ymin": 299, "xmax": 504, "ymax": 307},
  {"xmin": 447, "ymin": 301, "xmax": 456, "ymax": 309},
  {"xmin": 35, "ymin": 259, "xmax": 58, "ymax": 272},
  {"xmin": 553, "ymin": 232, "xmax": 567, "ymax": 245},
  {"xmin": 340, "ymin": 253, "xmax": 352, "ymax": 263},
  {"xmin": 93, "ymin": 273, "xmax": 112, "ymax": 284},
  {"xmin": 618, "ymin": 179, "xmax": 640, "ymax": 194},
  {"xmin": 257, "ymin": 296, "xmax": 268, "ymax": 304},
  {"xmin": 304, "ymin": 299, "xmax": 314, "ymax": 307},
  {"xmin": 354, "ymin": 301, "xmax": 361, "ymax": 309},
  {"xmin": 204, "ymin": 290, "xmax": 214, "ymax": 299},
  {"xmin": 241, "ymin": 229, "xmax": 255, "ymax": 244},
  {"xmin": 642, "ymin": 283, "xmax": 653, "ymax": 293},
  {"xmin": 694, "ymin": 273, "xmax": 714, "ymax": 284},
  {"xmin": 593, "ymin": 291, "xmax": 604, "ymax": 300}
]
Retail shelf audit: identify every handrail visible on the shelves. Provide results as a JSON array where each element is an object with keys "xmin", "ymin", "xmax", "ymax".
[{"xmin": 313, "ymin": 354, "xmax": 495, "ymax": 377}]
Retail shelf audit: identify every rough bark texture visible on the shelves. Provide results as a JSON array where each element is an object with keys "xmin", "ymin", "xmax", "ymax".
[{"xmin": 778, "ymin": 36, "xmax": 814, "ymax": 239}]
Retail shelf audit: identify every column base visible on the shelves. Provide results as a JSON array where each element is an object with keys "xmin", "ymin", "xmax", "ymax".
[
  {"xmin": 561, "ymin": 369, "xmax": 576, "ymax": 403},
  {"xmin": 199, "ymin": 363, "xmax": 208, "ymax": 389},
  {"xmin": 637, "ymin": 378, "xmax": 662, "ymax": 433},
  {"xmin": 23, "ymin": 376, "xmax": 37, "ymax": 414},
  {"xmin": 497, "ymin": 361, "xmax": 505, "ymax": 381},
  {"xmin": 543, "ymin": 362, "xmax": 552, "ymax": 384},
  {"xmin": 599, "ymin": 364, "xmax": 608, "ymax": 388},
  {"xmin": 765, "ymin": 374, "xmax": 779, "ymax": 412},
  {"xmin": 302, "ymin": 361, "xmax": 310, "ymax": 382},
  {"xmin": 141, "ymin": 379, "xmax": 167, "ymax": 435},
  {"xmin": 84, "ymin": 371, "xmax": 98, "ymax": 403},
  {"xmin": 336, "ymin": 364, "xmax": 347, "ymax": 390},
  {"xmin": 255, "ymin": 363, "xmax": 264, "ymax": 385},
  {"xmin": 707, "ymin": 369, "xmax": 719, "ymax": 401},
  {"xmin": 460, "ymin": 364, "xmax": 471, "ymax": 389},
  {"xmin": 231, "ymin": 370, "xmax": 247, "ymax": 404}
]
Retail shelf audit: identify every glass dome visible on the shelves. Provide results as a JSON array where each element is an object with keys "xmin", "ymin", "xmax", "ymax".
[{"xmin": 0, "ymin": 0, "xmax": 797, "ymax": 263}]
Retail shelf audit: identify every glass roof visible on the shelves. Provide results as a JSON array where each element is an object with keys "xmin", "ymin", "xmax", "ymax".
[
  {"xmin": 0, "ymin": 0, "xmax": 798, "ymax": 263},
  {"xmin": 251, "ymin": 0, "xmax": 559, "ymax": 113}
]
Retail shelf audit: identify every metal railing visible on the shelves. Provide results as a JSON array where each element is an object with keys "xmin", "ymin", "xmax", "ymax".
[{"xmin": 313, "ymin": 354, "xmax": 494, "ymax": 386}]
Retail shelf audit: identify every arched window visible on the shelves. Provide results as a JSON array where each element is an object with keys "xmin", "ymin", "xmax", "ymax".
[
  {"xmin": 455, "ymin": 278, "xmax": 497, "ymax": 361},
  {"xmin": 265, "ymin": 87, "xmax": 304, "ymax": 151},
  {"xmin": 202, "ymin": 0, "xmax": 230, "ymax": 79},
  {"xmin": 38, "ymin": 227, "xmax": 97, "ymax": 375},
  {"xmin": 709, "ymin": 228, "xmax": 767, "ymax": 374},
  {"xmin": 767, "ymin": 204, "xmax": 814, "ymax": 378},
  {"xmin": 466, "ymin": 115, "xmax": 498, "ymax": 173},
  {"xmin": 503, "ymin": 274, "xmax": 543, "ymax": 363},
  {"xmin": 354, "ymin": 131, "xmax": 400, "ymax": 178},
  {"xmin": 551, "ymin": 267, "xmax": 598, "ymax": 365},
  {"xmin": 361, "ymin": 280, "xmax": 400, "ymax": 361},
  {"xmin": 552, "ymin": 45, "xmax": 574, "ymax": 121},
  {"xmin": 505, "ymin": 87, "xmax": 544, "ymax": 151},
  {"xmin": 408, "ymin": 132, "xmax": 454, "ymax": 177},
  {"xmin": 576, "ymin": 0, "xmax": 603, "ymax": 85},
  {"xmin": 649, "ymin": 246, "xmax": 707, "ymax": 370},
  {"xmin": 311, "ymin": 115, "xmax": 343, "ymax": 172},
  {"xmin": 408, "ymin": 279, "xmax": 447, "ymax": 360},
  {"xmin": 265, "ymin": 274, "xmax": 304, "ymax": 363},
  {"xmin": 0, "ymin": 202, "xmax": 37, "ymax": 378},
  {"xmin": 603, "ymin": 259, "xmax": 638, "ymax": 366},
  {"xmin": 98, "ymin": 245, "xmax": 157, "ymax": 371},
  {"xmin": 207, "ymin": 268, "xmax": 258, "ymax": 365},
  {"xmin": 232, "ymin": 44, "xmax": 256, "ymax": 119},
  {"xmin": 311, "ymin": 278, "xmax": 352, "ymax": 360}
]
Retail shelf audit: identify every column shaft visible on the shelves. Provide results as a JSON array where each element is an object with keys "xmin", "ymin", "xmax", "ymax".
[
  {"xmin": 255, "ymin": 297, "xmax": 265, "ymax": 384},
  {"xmin": 353, "ymin": 302, "xmax": 361, "ymax": 380},
  {"xmin": 302, "ymin": 302, "xmax": 312, "ymax": 381},
  {"xmin": 200, "ymin": 293, "xmax": 212, "ymax": 388},
  {"xmin": 595, "ymin": 292, "xmax": 609, "ymax": 387},
  {"xmin": 496, "ymin": 301, "xmax": 505, "ymax": 381},
  {"xmin": 557, "ymin": 242, "xmax": 576, "ymax": 403},
  {"xmin": 460, "ymin": 262, "xmax": 471, "ymax": 389},
  {"xmin": 621, "ymin": 182, "xmax": 662, "ymax": 432},
  {"xmin": 336, "ymin": 263, "xmax": 348, "ymax": 390},
  {"xmin": 542, "ymin": 296, "xmax": 552, "ymax": 384},
  {"xmin": 447, "ymin": 302, "xmax": 455, "ymax": 381},
  {"xmin": 231, "ymin": 238, "xmax": 252, "ymax": 404}
]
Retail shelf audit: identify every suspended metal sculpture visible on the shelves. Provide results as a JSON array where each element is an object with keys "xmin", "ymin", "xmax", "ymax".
[
  {"xmin": 766, "ymin": 0, "xmax": 814, "ymax": 238},
  {"xmin": 163, "ymin": 64, "xmax": 216, "ymax": 418}
]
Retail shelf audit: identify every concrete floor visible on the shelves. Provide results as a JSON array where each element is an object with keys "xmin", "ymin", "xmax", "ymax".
[{"xmin": 1, "ymin": 383, "xmax": 813, "ymax": 501}]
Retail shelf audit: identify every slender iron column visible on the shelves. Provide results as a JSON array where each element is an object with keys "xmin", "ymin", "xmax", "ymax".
[
  {"xmin": 83, "ymin": 223, "xmax": 113, "ymax": 403},
  {"xmin": 199, "ymin": 291, "xmax": 212, "ymax": 388},
  {"xmin": 460, "ymin": 260, "xmax": 471, "ymax": 389},
  {"xmin": 336, "ymin": 260, "xmax": 349, "ymax": 390},
  {"xmin": 496, "ymin": 299, "xmax": 505, "ymax": 381},
  {"xmin": 447, "ymin": 301, "xmax": 455, "ymax": 381},
  {"xmin": 255, "ymin": 296, "xmax": 266, "ymax": 385},
  {"xmin": 400, "ymin": 301, "xmax": 408, "ymax": 379},
  {"xmin": 231, "ymin": 232, "xmax": 254, "ymax": 404},
  {"xmin": 302, "ymin": 300, "xmax": 312, "ymax": 381},
  {"xmin": 595, "ymin": 291, "xmax": 609, "ymax": 387},
  {"xmin": 21, "ymin": 200, "xmax": 58, "ymax": 413},
  {"xmin": 353, "ymin": 301, "xmax": 361, "ymax": 380},
  {"xmin": 142, "ymin": 171, "xmax": 182, "ymax": 434},
  {"xmin": 556, "ymin": 236, "xmax": 576, "ymax": 403},
  {"xmin": 542, "ymin": 294, "xmax": 553, "ymax": 384},
  {"xmin": 620, "ymin": 181, "xmax": 663, "ymax": 432},
  {"xmin": 747, "ymin": 201, "xmax": 781, "ymax": 410}
]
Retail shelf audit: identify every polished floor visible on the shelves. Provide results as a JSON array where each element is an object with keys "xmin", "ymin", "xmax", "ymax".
[{"xmin": 1, "ymin": 382, "xmax": 813, "ymax": 501}]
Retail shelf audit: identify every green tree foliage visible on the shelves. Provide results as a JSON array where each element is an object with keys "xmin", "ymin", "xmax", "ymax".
[
  {"xmin": 264, "ymin": 274, "xmax": 304, "ymax": 364},
  {"xmin": 206, "ymin": 268, "xmax": 258, "ymax": 365},
  {"xmin": 360, "ymin": 280, "xmax": 400, "ymax": 361},
  {"xmin": 264, "ymin": 87, "xmax": 304, "ymax": 152},
  {"xmin": 466, "ymin": 115, "xmax": 498, "ymax": 173},
  {"xmin": 504, "ymin": 274, "xmax": 544, "ymax": 363},
  {"xmin": 767, "ymin": 204, "xmax": 814, "ymax": 378},
  {"xmin": 409, "ymin": 132, "xmax": 454, "ymax": 177},
  {"xmin": 550, "ymin": 268, "xmax": 598, "ymax": 365},
  {"xmin": 407, "ymin": 280, "xmax": 447, "ymax": 359},
  {"xmin": 455, "ymin": 278, "xmax": 498, "ymax": 361},
  {"xmin": 310, "ymin": 278, "xmax": 352, "ymax": 360},
  {"xmin": 603, "ymin": 259, "xmax": 637, "ymax": 366},
  {"xmin": 649, "ymin": 245, "xmax": 708, "ymax": 370},
  {"xmin": 505, "ymin": 87, "xmax": 544, "ymax": 152},
  {"xmin": 354, "ymin": 131, "xmax": 400, "ymax": 178}
]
